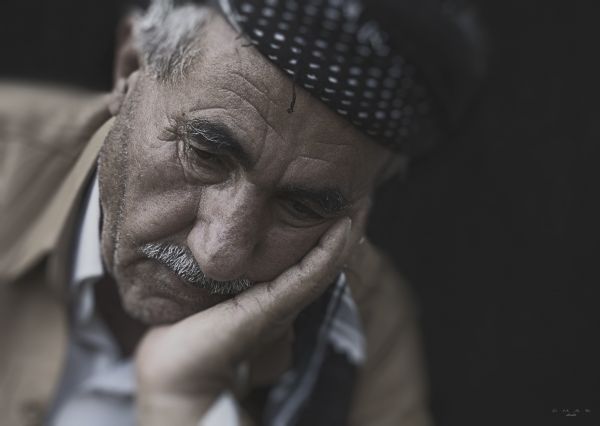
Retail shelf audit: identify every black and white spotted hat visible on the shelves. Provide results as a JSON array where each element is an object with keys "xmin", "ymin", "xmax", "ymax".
[
  {"xmin": 213, "ymin": 0, "xmax": 486, "ymax": 158},
  {"xmin": 217, "ymin": 0, "xmax": 445, "ymax": 156}
]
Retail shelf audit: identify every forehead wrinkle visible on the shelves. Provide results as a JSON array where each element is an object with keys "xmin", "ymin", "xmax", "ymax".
[
  {"xmin": 216, "ymin": 86, "xmax": 287, "ymax": 147},
  {"xmin": 182, "ymin": 106, "xmax": 229, "ymax": 116},
  {"xmin": 226, "ymin": 33, "xmax": 293, "ymax": 108},
  {"xmin": 315, "ymin": 136, "xmax": 359, "ymax": 151},
  {"xmin": 293, "ymin": 155, "xmax": 334, "ymax": 167},
  {"xmin": 314, "ymin": 138, "xmax": 361, "ymax": 149},
  {"xmin": 222, "ymin": 65, "xmax": 286, "ymax": 109},
  {"xmin": 227, "ymin": 69, "xmax": 284, "ymax": 108},
  {"xmin": 223, "ymin": 67, "xmax": 295, "ymax": 128},
  {"xmin": 304, "ymin": 140, "xmax": 361, "ymax": 166}
]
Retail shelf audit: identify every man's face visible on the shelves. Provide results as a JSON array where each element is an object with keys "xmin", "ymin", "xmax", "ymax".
[{"xmin": 99, "ymin": 12, "xmax": 393, "ymax": 324}]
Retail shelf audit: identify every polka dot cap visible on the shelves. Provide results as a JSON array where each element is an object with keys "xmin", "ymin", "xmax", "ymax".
[{"xmin": 218, "ymin": 0, "xmax": 436, "ymax": 153}]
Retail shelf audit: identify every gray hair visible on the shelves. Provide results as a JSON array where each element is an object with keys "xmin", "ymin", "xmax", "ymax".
[{"xmin": 133, "ymin": 0, "xmax": 214, "ymax": 81}]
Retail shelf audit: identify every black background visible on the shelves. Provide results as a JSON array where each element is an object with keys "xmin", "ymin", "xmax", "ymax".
[{"xmin": 1, "ymin": 1, "xmax": 599, "ymax": 425}]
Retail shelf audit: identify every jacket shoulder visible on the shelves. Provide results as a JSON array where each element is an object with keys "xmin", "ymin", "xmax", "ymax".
[
  {"xmin": 0, "ymin": 82, "xmax": 109, "ymax": 155},
  {"xmin": 0, "ymin": 83, "xmax": 110, "ymax": 262},
  {"xmin": 0, "ymin": 266, "xmax": 68, "ymax": 426}
]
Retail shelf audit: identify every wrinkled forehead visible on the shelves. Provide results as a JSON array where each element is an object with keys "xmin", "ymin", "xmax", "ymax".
[
  {"xmin": 153, "ymin": 11, "xmax": 391, "ymax": 189},
  {"xmin": 181, "ymin": 10, "xmax": 360, "ymax": 132},
  {"xmin": 192, "ymin": 11, "xmax": 290, "ymax": 103}
]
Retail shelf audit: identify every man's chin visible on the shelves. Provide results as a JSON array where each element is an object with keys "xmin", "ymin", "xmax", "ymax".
[
  {"xmin": 119, "ymin": 282, "xmax": 227, "ymax": 325},
  {"xmin": 121, "ymin": 293, "xmax": 221, "ymax": 324},
  {"xmin": 117, "ymin": 262, "xmax": 228, "ymax": 324}
]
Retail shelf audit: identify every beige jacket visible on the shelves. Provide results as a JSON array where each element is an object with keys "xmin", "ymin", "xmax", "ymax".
[{"xmin": 0, "ymin": 83, "xmax": 432, "ymax": 426}]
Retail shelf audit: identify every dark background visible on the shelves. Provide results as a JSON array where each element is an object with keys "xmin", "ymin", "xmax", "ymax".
[{"xmin": 1, "ymin": 1, "xmax": 598, "ymax": 425}]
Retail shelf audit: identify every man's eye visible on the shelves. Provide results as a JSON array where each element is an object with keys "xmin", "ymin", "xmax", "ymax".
[
  {"xmin": 190, "ymin": 146, "xmax": 220, "ymax": 163},
  {"xmin": 185, "ymin": 141, "xmax": 225, "ymax": 168},
  {"xmin": 178, "ymin": 139, "xmax": 228, "ymax": 183},
  {"xmin": 286, "ymin": 200, "xmax": 324, "ymax": 220}
]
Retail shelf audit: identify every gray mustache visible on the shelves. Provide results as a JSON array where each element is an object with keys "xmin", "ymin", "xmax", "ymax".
[{"xmin": 140, "ymin": 242, "xmax": 253, "ymax": 296}]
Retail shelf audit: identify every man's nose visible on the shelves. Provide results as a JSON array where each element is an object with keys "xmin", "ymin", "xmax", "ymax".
[{"xmin": 187, "ymin": 182, "xmax": 265, "ymax": 281}]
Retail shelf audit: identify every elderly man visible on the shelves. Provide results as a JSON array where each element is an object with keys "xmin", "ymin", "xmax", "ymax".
[{"xmin": 0, "ymin": 0, "xmax": 483, "ymax": 425}]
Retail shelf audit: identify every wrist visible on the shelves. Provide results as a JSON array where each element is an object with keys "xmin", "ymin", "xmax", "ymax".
[{"xmin": 137, "ymin": 389, "xmax": 218, "ymax": 426}]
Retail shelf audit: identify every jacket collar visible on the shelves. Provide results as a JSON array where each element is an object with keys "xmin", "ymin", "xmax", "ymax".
[{"xmin": 0, "ymin": 118, "xmax": 115, "ymax": 297}]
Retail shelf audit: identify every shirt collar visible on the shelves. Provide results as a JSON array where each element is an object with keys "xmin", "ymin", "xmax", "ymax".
[
  {"xmin": 72, "ymin": 170, "xmax": 104, "ymax": 286},
  {"xmin": 70, "ymin": 170, "xmax": 105, "ymax": 325}
]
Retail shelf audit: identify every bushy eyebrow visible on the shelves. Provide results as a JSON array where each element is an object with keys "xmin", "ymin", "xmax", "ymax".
[
  {"xmin": 280, "ymin": 185, "xmax": 350, "ymax": 215},
  {"xmin": 179, "ymin": 117, "xmax": 252, "ymax": 168}
]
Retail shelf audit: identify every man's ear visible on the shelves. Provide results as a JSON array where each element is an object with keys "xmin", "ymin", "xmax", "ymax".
[{"xmin": 109, "ymin": 14, "xmax": 141, "ymax": 116}]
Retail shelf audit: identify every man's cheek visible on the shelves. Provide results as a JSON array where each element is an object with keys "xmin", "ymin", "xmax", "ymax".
[
  {"xmin": 129, "ymin": 132, "xmax": 183, "ymax": 191},
  {"xmin": 119, "ymin": 156, "xmax": 201, "ymax": 247},
  {"xmin": 121, "ymin": 196, "xmax": 198, "ymax": 247},
  {"xmin": 250, "ymin": 223, "xmax": 330, "ymax": 282}
]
